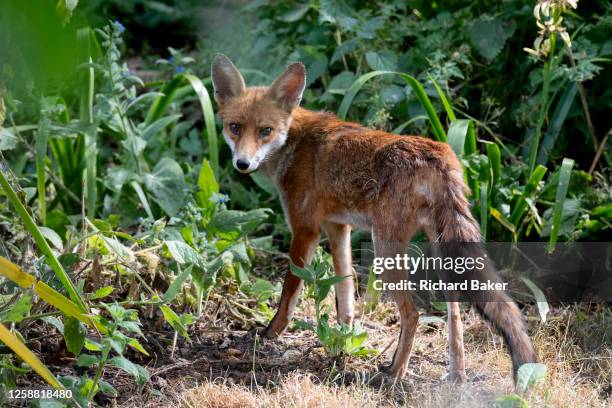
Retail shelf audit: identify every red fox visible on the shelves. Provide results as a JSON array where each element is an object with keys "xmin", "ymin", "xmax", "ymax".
[{"xmin": 211, "ymin": 54, "xmax": 537, "ymax": 382}]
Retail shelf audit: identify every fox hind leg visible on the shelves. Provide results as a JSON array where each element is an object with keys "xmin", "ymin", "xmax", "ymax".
[
  {"xmin": 322, "ymin": 221, "xmax": 355, "ymax": 326},
  {"xmin": 373, "ymin": 228, "xmax": 419, "ymax": 379}
]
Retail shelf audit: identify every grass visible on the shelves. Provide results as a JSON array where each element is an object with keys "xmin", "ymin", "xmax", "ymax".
[{"xmin": 110, "ymin": 297, "xmax": 610, "ymax": 407}]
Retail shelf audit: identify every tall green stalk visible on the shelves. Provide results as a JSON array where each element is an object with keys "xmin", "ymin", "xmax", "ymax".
[
  {"xmin": 78, "ymin": 28, "xmax": 97, "ymax": 220},
  {"xmin": 0, "ymin": 161, "xmax": 87, "ymax": 312},
  {"xmin": 528, "ymin": 34, "xmax": 557, "ymax": 175}
]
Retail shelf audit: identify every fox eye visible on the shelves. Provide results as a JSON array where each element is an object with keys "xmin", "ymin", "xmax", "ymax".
[
  {"xmin": 260, "ymin": 127, "xmax": 273, "ymax": 138},
  {"xmin": 229, "ymin": 123, "xmax": 240, "ymax": 135}
]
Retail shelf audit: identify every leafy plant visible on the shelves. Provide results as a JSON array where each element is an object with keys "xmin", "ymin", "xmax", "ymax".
[{"xmin": 292, "ymin": 250, "xmax": 377, "ymax": 357}]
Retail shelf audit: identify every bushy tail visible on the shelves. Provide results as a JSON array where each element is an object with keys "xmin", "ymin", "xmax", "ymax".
[{"xmin": 432, "ymin": 169, "xmax": 537, "ymax": 380}]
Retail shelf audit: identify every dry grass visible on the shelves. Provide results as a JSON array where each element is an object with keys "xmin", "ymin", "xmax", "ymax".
[{"xmin": 142, "ymin": 302, "xmax": 610, "ymax": 408}]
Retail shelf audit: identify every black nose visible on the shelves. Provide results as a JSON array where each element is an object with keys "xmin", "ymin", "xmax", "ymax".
[{"xmin": 236, "ymin": 159, "xmax": 250, "ymax": 171}]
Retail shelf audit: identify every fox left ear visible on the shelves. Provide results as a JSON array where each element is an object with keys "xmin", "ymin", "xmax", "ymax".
[{"xmin": 269, "ymin": 62, "xmax": 306, "ymax": 111}]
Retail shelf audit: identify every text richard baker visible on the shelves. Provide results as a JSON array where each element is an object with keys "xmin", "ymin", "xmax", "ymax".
[{"xmin": 373, "ymin": 279, "xmax": 508, "ymax": 291}]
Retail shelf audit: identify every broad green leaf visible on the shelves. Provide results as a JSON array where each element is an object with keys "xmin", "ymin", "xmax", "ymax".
[
  {"xmin": 64, "ymin": 316, "xmax": 86, "ymax": 355},
  {"xmin": 196, "ymin": 159, "xmax": 219, "ymax": 209},
  {"xmin": 468, "ymin": 15, "xmax": 513, "ymax": 60},
  {"xmin": 39, "ymin": 226, "xmax": 63, "ymax": 251},
  {"xmin": 76, "ymin": 354, "xmax": 99, "ymax": 368},
  {"xmin": 108, "ymin": 356, "xmax": 150, "ymax": 389},
  {"xmin": 447, "ymin": 119, "xmax": 471, "ymax": 156},
  {"xmin": 365, "ymin": 50, "xmax": 398, "ymax": 71},
  {"xmin": 143, "ymin": 157, "xmax": 186, "ymax": 216},
  {"xmin": 250, "ymin": 171, "xmax": 277, "ymax": 197},
  {"xmin": 289, "ymin": 262, "xmax": 314, "ymax": 283},
  {"xmin": 0, "ymin": 128, "xmax": 18, "ymax": 151},
  {"xmin": 428, "ymin": 74, "xmax": 456, "ymax": 121},
  {"xmin": 163, "ymin": 241, "xmax": 204, "ymax": 266},
  {"xmin": 319, "ymin": 0, "xmax": 358, "ymax": 29},
  {"xmin": 516, "ymin": 363, "xmax": 547, "ymax": 394}
]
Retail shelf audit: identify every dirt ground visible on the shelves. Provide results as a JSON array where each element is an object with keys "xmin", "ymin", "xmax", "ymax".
[{"xmin": 15, "ymin": 298, "xmax": 608, "ymax": 408}]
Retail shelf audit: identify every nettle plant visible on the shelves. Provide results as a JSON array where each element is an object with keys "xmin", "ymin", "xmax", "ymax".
[{"xmin": 291, "ymin": 249, "xmax": 377, "ymax": 358}]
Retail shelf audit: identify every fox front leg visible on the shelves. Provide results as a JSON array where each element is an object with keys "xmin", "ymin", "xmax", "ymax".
[{"xmin": 264, "ymin": 227, "xmax": 320, "ymax": 338}]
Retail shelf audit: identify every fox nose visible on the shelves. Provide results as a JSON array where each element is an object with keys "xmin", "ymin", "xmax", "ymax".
[{"xmin": 236, "ymin": 159, "xmax": 250, "ymax": 171}]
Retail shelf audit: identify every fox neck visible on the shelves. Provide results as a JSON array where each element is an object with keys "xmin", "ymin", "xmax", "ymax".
[{"xmin": 259, "ymin": 107, "xmax": 323, "ymax": 182}]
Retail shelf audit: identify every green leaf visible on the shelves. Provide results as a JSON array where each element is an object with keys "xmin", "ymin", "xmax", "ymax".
[
  {"xmin": 520, "ymin": 277, "xmax": 549, "ymax": 323},
  {"xmin": 160, "ymin": 305, "xmax": 190, "ymax": 340},
  {"xmin": 365, "ymin": 50, "xmax": 398, "ymax": 71},
  {"xmin": 537, "ymin": 83, "xmax": 577, "ymax": 166},
  {"xmin": 108, "ymin": 356, "xmax": 150, "ymax": 389},
  {"xmin": 163, "ymin": 265, "xmax": 193, "ymax": 302},
  {"xmin": 516, "ymin": 363, "xmax": 547, "ymax": 394},
  {"xmin": 128, "ymin": 338, "xmax": 149, "ymax": 355},
  {"xmin": 140, "ymin": 114, "xmax": 181, "ymax": 141},
  {"xmin": 493, "ymin": 393, "xmax": 528, "ymax": 408},
  {"xmin": 0, "ymin": 294, "xmax": 32, "ymax": 323},
  {"xmin": 338, "ymin": 71, "xmax": 445, "ymax": 141},
  {"xmin": 195, "ymin": 159, "xmax": 219, "ymax": 209},
  {"xmin": 64, "ymin": 316, "xmax": 86, "ymax": 355},
  {"xmin": 250, "ymin": 171, "xmax": 277, "ymax": 197},
  {"xmin": 39, "ymin": 226, "xmax": 63, "ymax": 251},
  {"xmin": 76, "ymin": 354, "xmax": 99, "ymax": 368},
  {"xmin": 509, "ymin": 165, "xmax": 547, "ymax": 227},
  {"xmin": 485, "ymin": 142, "xmax": 501, "ymax": 189},
  {"xmin": 480, "ymin": 181, "xmax": 489, "ymax": 240},
  {"xmin": 548, "ymin": 158, "xmax": 574, "ymax": 252},
  {"xmin": 0, "ymin": 129, "xmax": 18, "ymax": 151},
  {"xmin": 163, "ymin": 241, "xmax": 203, "ymax": 266},
  {"xmin": 447, "ymin": 119, "xmax": 471, "ymax": 156},
  {"xmin": 280, "ymin": 3, "xmax": 311, "ymax": 22},
  {"xmin": 428, "ymin": 74, "xmax": 456, "ymax": 121},
  {"xmin": 35, "ymin": 117, "xmax": 50, "ymax": 225},
  {"xmin": 289, "ymin": 262, "xmax": 314, "ymax": 283},
  {"xmin": 468, "ymin": 15, "xmax": 512, "ymax": 60},
  {"xmin": 319, "ymin": 0, "xmax": 358, "ymax": 29},
  {"xmin": 143, "ymin": 157, "xmax": 186, "ymax": 216},
  {"xmin": 91, "ymin": 286, "xmax": 113, "ymax": 300}
]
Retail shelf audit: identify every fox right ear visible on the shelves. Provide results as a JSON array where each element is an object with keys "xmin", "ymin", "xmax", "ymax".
[{"xmin": 211, "ymin": 54, "xmax": 245, "ymax": 104}]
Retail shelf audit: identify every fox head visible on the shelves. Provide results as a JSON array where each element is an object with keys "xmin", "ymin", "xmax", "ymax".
[{"xmin": 211, "ymin": 54, "xmax": 306, "ymax": 173}]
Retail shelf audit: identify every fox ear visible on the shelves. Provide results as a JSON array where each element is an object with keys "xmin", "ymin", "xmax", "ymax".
[
  {"xmin": 269, "ymin": 62, "xmax": 306, "ymax": 111},
  {"xmin": 211, "ymin": 54, "xmax": 245, "ymax": 104}
]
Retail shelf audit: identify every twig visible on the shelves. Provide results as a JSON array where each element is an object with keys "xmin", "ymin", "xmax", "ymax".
[{"xmin": 588, "ymin": 129, "xmax": 610, "ymax": 175}]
